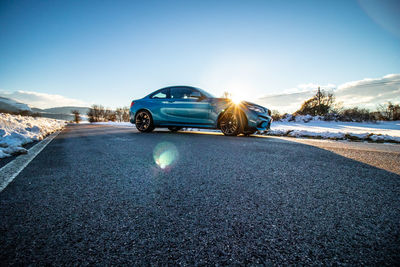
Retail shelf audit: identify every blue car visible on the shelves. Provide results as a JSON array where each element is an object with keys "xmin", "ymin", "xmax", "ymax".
[{"xmin": 129, "ymin": 86, "xmax": 272, "ymax": 136}]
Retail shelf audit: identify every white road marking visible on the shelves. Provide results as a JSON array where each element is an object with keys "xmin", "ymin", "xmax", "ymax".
[{"xmin": 0, "ymin": 131, "xmax": 61, "ymax": 192}]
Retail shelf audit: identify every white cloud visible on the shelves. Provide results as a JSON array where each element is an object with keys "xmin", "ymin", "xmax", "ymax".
[
  {"xmin": 335, "ymin": 74, "xmax": 400, "ymax": 108},
  {"xmin": 281, "ymin": 83, "xmax": 336, "ymax": 94},
  {"xmin": 0, "ymin": 90, "xmax": 89, "ymax": 109},
  {"xmin": 256, "ymin": 74, "xmax": 400, "ymax": 113}
]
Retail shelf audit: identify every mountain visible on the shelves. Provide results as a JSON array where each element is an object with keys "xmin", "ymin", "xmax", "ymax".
[
  {"xmin": 31, "ymin": 106, "xmax": 90, "ymax": 120},
  {"xmin": 0, "ymin": 97, "xmax": 31, "ymax": 113},
  {"xmin": 0, "ymin": 96, "xmax": 90, "ymax": 120},
  {"xmin": 32, "ymin": 106, "xmax": 90, "ymax": 115}
]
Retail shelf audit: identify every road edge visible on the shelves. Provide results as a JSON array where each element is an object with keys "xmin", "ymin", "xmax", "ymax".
[{"xmin": 0, "ymin": 130, "xmax": 61, "ymax": 192}]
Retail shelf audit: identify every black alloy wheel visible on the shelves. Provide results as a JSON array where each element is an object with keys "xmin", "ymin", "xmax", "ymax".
[
  {"xmin": 135, "ymin": 110, "xmax": 154, "ymax": 132},
  {"xmin": 220, "ymin": 112, "xmax": 242, "ymax": 136}
]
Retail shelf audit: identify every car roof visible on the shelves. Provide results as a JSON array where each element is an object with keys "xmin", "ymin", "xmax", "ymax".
[{"xmin": 145, "ymin": 85, "xmax": 215, "ymax": 98}]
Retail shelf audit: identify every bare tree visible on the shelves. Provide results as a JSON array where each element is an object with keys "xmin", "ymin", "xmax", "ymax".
[
  {"xmin": 87, "ymin": 105, "xmax": 121, "ymax": 122},
  {"xmin": 87, "ymin": 105, "xmax": 105, "ymax": 122},
  {"xmin": 221, "ymin": 91, "xmax": 232, "ymax": 99},
  {"xmin": 122, "ymin": 107, "xmax": 130, "ymax": 122},
  {"xmin": 115, "ymin": 108, "xmax": 123, "ymax": 122},
  {"xmin": 105, "ymin": 108, "xmax": 117, "ymax": 122},
  {"xmin": 271, "ymin": 110, "xmax": 282, "ymax": 121},
  {"xmin": 71, "ymin": 110, "xmax": 81, "ymax": 123},
  {"xmin": 296, "ymin": 88, "xmax": 335, "ymax": 116},
  {"xmin": 377, "ymin": 102, "xmax": 400, "ymax": 120}
]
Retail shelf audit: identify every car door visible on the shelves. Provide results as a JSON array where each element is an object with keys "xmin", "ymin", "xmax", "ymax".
[
  {"xmin": 163, "ymin": 87, "xmax": 212, "ymax": 125},
  {"xmin": 147, "ymin": 88, "xmax": 171, "ymax": 124}
]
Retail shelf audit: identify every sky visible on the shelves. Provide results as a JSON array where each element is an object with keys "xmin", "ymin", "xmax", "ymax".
[{"xmin": 0, "ymin": 0, "xmax": 399, "ymax": 110}]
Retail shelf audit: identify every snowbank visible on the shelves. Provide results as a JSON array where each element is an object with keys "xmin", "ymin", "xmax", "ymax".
[
  {"xmin": 86, "ymin": 120, "xmax": 400, "ymax": 143},
  {"xmin": 268, "ymin": 121, "xmax": 400, "ymax": 143},
  {"xmin": 0, "ymin": 113, "xmax": 65, "ymax": 158}
]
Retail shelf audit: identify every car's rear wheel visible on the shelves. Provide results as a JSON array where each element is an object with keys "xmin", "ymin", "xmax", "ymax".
[
  {"xmin": 168, "ymin": 126, "xmax": 182, "ymax": 132},
  {"xmin": 220, "ymin": 112, "xmax": 243, "ymax": 136},
  {"xmin": 135, "ymin": 110, "xmax": 154, "ymax": 132}
]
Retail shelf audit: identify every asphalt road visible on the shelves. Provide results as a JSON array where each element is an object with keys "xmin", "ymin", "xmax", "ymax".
[{"xmin": 1, "ymin": 124, "xmax": 400, "ymax": 265}]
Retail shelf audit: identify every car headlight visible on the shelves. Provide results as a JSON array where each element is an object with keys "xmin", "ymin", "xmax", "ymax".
[{"xmin": 247, "ymin": 105, "xmax": 265, "ymax": 113}]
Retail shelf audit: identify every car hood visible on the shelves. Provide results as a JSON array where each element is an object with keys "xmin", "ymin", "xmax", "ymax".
[
  {"xmin": 208, "ymin": 98, "xmax": 269, "ymax": 113},
  {"xmin": 241, "ymin": 101, "xmax": 267, "ymax": 109}
]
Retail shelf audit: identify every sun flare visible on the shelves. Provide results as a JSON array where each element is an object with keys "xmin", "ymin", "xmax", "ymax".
[{"xmin": 231, "ymin": 94, "xmax": 243, "ymax": 104}]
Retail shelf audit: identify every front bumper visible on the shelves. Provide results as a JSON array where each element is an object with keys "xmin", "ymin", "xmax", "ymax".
[{"xmin": 247, "ymin": 113, "xmax": 272, "ymax": 131}]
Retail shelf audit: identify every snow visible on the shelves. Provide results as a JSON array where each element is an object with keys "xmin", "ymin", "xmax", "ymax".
[
  {"xmin": 86, "ymin": 120, "xmax": 400, "ymax": 143},
  {"xmin": 269, "ymin": 120, "xmax": 400, "ymax": 142},
  {"xmin": 0, "ymin": 113, "xmax": 65, "ymax": 159},
  {"xmin": 0, "ymin": 97, "xmax": 31, "ymax": 113},
  {"xmin": 92, "ymin": 121, "xmax": 133, "ymax": 127}
]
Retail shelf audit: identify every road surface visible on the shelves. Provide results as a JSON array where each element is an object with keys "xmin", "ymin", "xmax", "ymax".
[{"xmin": 1, "ymin": 124, "xmax": 400, "ymax": 265}]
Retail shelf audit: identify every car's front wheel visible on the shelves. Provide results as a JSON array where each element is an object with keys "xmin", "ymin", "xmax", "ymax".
[
  {"xmin": 135, "ymin": 110, "xmax": 154, "ymax": 132},
  {"xmin": 220, "ymin": 112, "xmax": 243, "ymax": 136}
]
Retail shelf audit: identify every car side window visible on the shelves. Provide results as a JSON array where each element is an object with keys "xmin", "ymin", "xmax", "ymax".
[
  {"xmin": 189, "ymin": 90, "xmax": 202, "ymax": 99},
  {"xmin": 170, "ymin": 87, "xmax": 202, "ymax": 99},
  {"xmin": 151, "ymin": 88, "xmax": 169, "ymax": 99}
]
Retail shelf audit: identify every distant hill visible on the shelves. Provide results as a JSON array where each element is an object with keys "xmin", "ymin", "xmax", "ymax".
[
  {"xmin": 0, "ymin": 97, "xmax": 31, "ymax": 113},
  {"xmin": 34, "ymin": 106, "xmax": 90, "ymax": 115},
  {"xmin": 31, "ymin": 106, "xmax": 90, "ymax": 121},
  {"xmin": 0, "ymin": 97, "xmax": 90, "ymax": 120}
]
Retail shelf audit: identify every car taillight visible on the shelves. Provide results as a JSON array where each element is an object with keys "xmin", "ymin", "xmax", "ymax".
[{"xmin": 130, "ymin": 101, "xmax": 135, "ymax": 108}]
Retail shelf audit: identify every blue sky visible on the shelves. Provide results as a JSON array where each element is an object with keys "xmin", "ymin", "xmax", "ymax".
[{"xmin": 0, "ymin": 0, "xmax": 399, "ymax": 109}]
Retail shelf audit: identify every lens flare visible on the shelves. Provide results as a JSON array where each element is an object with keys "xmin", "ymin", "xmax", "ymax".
[
  {"xmin": 153, "ymin": 142, "xmax": 178, "ymax": 169},
  {"xmin": 231, "ymin": 94, "xmax": 243, "ymax": 104}
]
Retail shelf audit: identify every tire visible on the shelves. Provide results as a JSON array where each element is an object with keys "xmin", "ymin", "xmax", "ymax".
[
  {"xmin": 219, "ymin": 112, "xmax": 244, "ymax": 136},
  {"xmin": 135, "ymin": 110, "xmax": 154, "ymax": 132},
  {"xmin": 168, "ymin": 126, "xmax": 182, "ymax": 132}
]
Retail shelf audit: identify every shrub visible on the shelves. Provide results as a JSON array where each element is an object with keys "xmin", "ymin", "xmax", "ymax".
[
  {"xmin": 115, "ymin": 107, "xmax": 130, "ymax": 122},
  {"xmin": 295, "ymin": 88, "xmax": 335, "ymax": 116},
  {"xmin": 338, "ymin": 107, "xmax": 376, "ymax": 122},
  {"xmin": 71, "ymin": 110, "xmax": 82, "ymax": 123},
  {"xmin": 271, "ymin": 110, "xmax": 282, "ymax": 121},
  {"xmin": 87, "ymin": 105, "xmax": 122, "ymax": 123},
  {"xmin": 377, "ymin": 102, "xmax": 400, "ymax": 121}
]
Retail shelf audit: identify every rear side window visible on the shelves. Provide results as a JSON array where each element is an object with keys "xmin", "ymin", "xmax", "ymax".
[
  {"xmin": 151, "ymin": 88, "xmax": 169, "ymax": 99},
  {"xmin": 170, "ymin": 87, "xmax": 202, "ymax": 99}
]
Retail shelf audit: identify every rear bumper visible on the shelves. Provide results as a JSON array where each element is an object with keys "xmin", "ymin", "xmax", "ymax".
[{"xmin": 129, "ymin": 110, "xmax": 135, "ymax": 124}]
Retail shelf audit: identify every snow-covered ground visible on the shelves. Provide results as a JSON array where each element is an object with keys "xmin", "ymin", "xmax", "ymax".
[
  {"xmin": 91, "ymin": 121, "xmax": 132, "ymax": 127},
  {"xmin": 269, "ymin": 120, "xmax": 400, "ymax": 142},
  {"xmin": 80, "ymin": 120, "xmax": 400, "ymax": 143},
  {"xmin": 0, "ymin": 113, "xmax": 65, "ymax": 158},
  {"xmin": 0, "ymin": 96, "xmax": 31, "ymax": 113}
]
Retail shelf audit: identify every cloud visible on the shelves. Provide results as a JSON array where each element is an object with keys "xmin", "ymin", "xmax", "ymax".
[
  {"xmin": 256, "ymin": 91, "xmax": 315, "ymax": 113},
  {"xmin": 335, "ymin": 74, "xmax": 400, "ymax": 109},
  {"xmin": 0, "ymin": 90, "xmax": 89, "ymax": 109},
  {"xmin": 283, "ymin": 83, "xmax": 336, "ymax": 94},
  {"xmin": 256, "ymin": 74, "xmax": 400, "ymax": 113}
]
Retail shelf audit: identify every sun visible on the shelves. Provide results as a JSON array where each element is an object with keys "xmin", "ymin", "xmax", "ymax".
[{"xmin": 231, "ymin": 94, "xmax": 243, "ymax": 104}]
